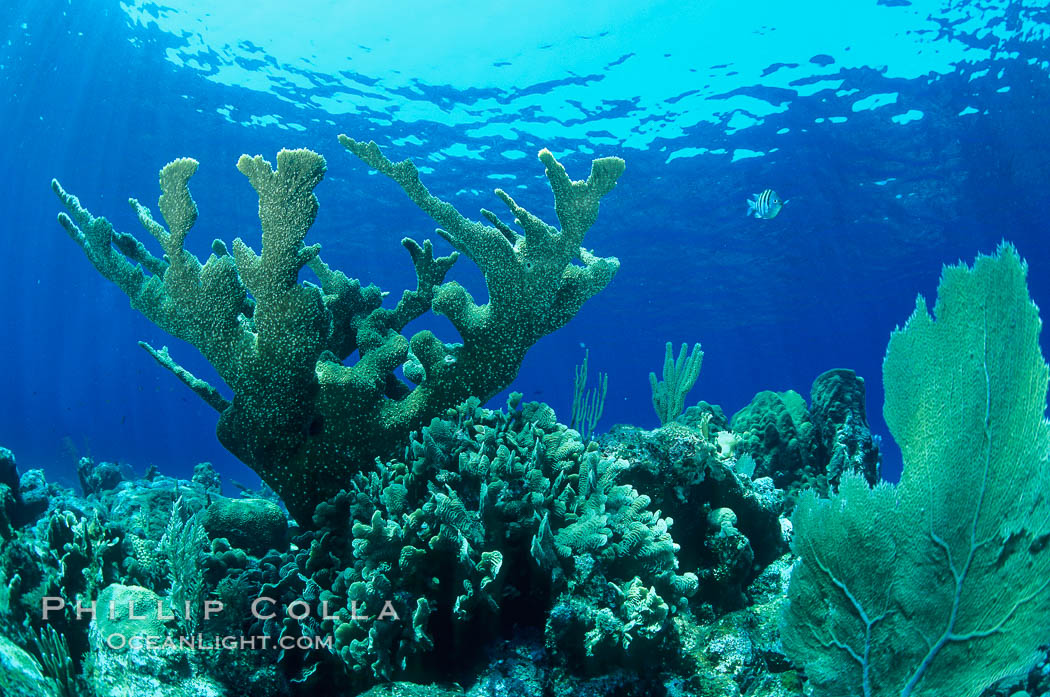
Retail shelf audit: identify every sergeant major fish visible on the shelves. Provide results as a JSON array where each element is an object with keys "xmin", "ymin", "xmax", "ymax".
[{"xmin": 746, "ymin": 189, "xmax": 787, "ymax": 219}]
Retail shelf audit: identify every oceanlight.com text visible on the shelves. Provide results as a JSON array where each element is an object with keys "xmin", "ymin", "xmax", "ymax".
[{"xmin": 103, "ymin": 632, "xmax": 334, "ymax": 652}]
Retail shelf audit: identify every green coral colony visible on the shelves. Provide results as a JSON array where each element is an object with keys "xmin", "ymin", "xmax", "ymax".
[{"xmin": 0, "ymin": 136, "xmax": 1047, "ymax": 697}]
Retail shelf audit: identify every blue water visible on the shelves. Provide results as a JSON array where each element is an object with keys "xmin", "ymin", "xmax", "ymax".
[{"xmin": 2, "ymin": 0, "xmax": 1049, "ymax": 490}]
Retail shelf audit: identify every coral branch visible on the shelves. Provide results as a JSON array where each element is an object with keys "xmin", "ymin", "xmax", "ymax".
[
  {"xmin": 54, "ymin": 138, "xmax": 624, "ymax": 523},
  {"xmin": 139, "ymin": 342, "xmax": 230, "ymax": 413}
]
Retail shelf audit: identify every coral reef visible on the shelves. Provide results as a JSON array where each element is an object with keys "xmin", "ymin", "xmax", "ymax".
[
  {"xmin": 599, "ymin": 421, "xmax": 786, "ymax": 609},
  {"xmin": 300, "ymin": 394, "xmax": 697, "ymax": 684},
  {"xmin": 730, "ymin": 390, "xmax": 821, "ymax": 497},
  {"xmin": 199, "ymin": 496, "xmax": 287, "ymax": 557},
  {"xmin": 0, "ymin": 384, "xmax": 801, "ymax": 696},
  {"xmin": 0, "ymin": 456, "xmax": 294, "ymax": 697},
  {"xmin": 42, "ymin": 131, "xmax": 1042, "ymax": 697},
  {"xmin": 53, "ymin": 140, "xmax": 624, "ymax": 523},
  {"xmin": 730, "ymin": 368, "xmax": 881, "ymax": 502},
  {"xmin": 808, "ymin": 369, "xmax": 880, "ymax": 487}
]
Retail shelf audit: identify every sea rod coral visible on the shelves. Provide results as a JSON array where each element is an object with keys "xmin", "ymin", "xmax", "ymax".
[{"xmin": 51, "ymin": 139, "xmax": 625, "ymax": 522}]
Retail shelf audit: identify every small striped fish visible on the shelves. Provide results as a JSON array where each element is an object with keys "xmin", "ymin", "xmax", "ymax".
[{"xmin": 746, "ymin": 189, "xmax": 787, "ymax": 219}]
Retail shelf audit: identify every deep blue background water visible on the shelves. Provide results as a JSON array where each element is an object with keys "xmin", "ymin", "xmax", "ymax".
[{"xmin": 2, "ymin": 0, "xmax": 1049, "ymax": 491}]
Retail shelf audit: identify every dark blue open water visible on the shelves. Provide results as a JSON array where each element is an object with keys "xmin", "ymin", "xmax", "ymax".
[{"xmin": 2, "ymin": 0, "xmax": 1049, "ymax": 489}]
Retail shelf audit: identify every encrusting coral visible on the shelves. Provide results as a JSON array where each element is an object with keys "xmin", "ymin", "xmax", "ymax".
[{"xmin": 52, "ymin": 139, "xmax": 625, "ymax": 523}]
